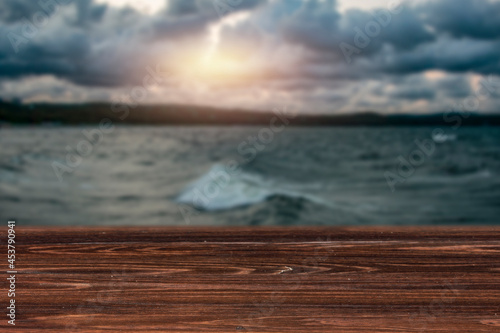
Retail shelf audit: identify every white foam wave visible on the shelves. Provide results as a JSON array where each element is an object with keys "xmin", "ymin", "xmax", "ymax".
[
  {"xmin": 175, "ymin": 164, "xmax": 331, "ymax": 211},
  {"xmin": 432, "ymin": 133, "xmax": 457, "ymax": 143}
]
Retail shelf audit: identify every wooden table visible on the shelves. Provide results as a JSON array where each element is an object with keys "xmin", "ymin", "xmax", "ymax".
[{"xmin": 4, "ymin": 227, "xmax": 500, "ymax": 332}]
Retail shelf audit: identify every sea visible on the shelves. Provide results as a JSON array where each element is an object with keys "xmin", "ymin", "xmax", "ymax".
[{"xmin": 0, "ymin": 126, "xmax": 499, "ymax": 226}]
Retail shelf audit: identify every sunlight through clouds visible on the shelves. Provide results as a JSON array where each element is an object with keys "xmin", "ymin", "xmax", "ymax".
[{"xmin": 0, "ymin": 0, "xmax": 499, "ymax": 113}]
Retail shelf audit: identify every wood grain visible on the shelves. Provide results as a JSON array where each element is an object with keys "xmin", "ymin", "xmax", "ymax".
[{"xmin": 2, "ymin": 227, "xmax": 500, "ymax": 332}]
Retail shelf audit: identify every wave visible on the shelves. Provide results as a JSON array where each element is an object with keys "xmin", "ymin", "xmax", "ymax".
[
  {"xmin": 0, "ymin": 162, "xmax": 22, "ymax": 173},
  {"xmin": 175, "ymin": 164, "xmax": 332, "ymax": 211},
  {"xmin": 432, "ymin": 133, "xmax": 457, "ymax": 143},
  {"xmin": 0, "ymin": 152, "xmax": 55, "ymax": 173}
]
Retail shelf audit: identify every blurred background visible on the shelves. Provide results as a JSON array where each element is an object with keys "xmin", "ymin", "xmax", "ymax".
[{"xmin": 0, "ymin": 0, "xmax": 499, "ymax": 225}]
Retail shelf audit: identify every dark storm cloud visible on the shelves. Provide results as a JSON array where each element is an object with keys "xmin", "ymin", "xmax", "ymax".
[
  {"xmin": 390, "ymin": 86, "xmax": 436, "ymax": 100},
  {"xmin": 165, "ymin": 0, "xmax": 267, "ymax": 18},
  {"xmin": 0, "ymin": 0, "xmax": 499, "ymax": 112},
  {"xmin": 166, "ymin": 0, "xmax": 203, "ymax": 16},
  {"xmin": 148, "ymin": 12, "xmax": 217, "ymax": 41},
  {"xmin": 0, "ymin": 0, "xmax": 48, "ymax": 23},
  {"xmin": 272, "ymin": 0, "xmax": 500, "ymax": 78},
  {"xmin": 421, "ymin": 0, "xmax": 500, "ymax": 40},
  {"xmin": 280, "ymin": 0, "xmax": 340, "ymax": 52},
  {"xmin": 359, "ymin": 0, "xmax": 500, "ymax": 77},
  {"xmin": 0, "ymin": 0, "xmax": 204, "ymax": 87},
  {"xmin": 374, "ymin": 75, "xmax": 436, "ymax": 101},
  {"xmin": 376, "ymin": 38, "xmax": 500, "ymax": 76},
  {"xmin": 0, "ymin": 0, "xmax": 271, "ymax": 87},
  {"xmin": 278, "ymin": 0, "xmax": 433, "ymax": 58},
  {"xmin": 74, "ymin": 0, "xmax": 108, "ymax": 26},
  {"xmin": 372, "ymin": 7, "xmax": 434, "ymax": 51},
  {"xmin": 437, "ymin": 76, "xmax": 472, "ymax": 98}
]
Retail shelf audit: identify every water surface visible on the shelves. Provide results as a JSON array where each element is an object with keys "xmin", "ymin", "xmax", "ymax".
[{"xmin": 1, "ymin": 126, "xmax": 499, "ymax": 226}]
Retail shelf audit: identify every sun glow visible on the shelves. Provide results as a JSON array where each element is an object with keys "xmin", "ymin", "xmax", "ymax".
[
  {"xmin": 166, "ymin": 11, "xmax": 262, "ymax": 86},
  {"xmin": 168, "ymin": 46, "xmax": 260, "ymax": 87},
  {"xmin": 201, "ymin": 52, "xmax": 249, "ymax": 79}
]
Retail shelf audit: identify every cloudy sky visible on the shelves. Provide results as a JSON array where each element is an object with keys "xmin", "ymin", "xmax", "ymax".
[{"xmin": 1, "ymin": 0, "xmax": 500, "ymax": 113}]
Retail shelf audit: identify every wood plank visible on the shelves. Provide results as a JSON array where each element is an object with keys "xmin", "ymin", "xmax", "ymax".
[{"xmin": 2, "ymin": 227, "xmax": 500, "ymax": 332}]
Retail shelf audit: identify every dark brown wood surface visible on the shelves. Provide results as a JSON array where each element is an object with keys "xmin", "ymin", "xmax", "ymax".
[{"xmin": 3, "ymin": 227, "xmax": 500, "ymax": 332}]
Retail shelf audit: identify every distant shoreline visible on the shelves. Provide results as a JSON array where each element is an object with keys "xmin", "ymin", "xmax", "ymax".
[{"xmin": 1, "ymin": 102, "xmax": 500, "ymax": 126}]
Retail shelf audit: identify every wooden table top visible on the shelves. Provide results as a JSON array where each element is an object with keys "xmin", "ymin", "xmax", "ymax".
[{"xmin": 4, "ymin": 227, "xmax": 500, "ymax": 332}]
